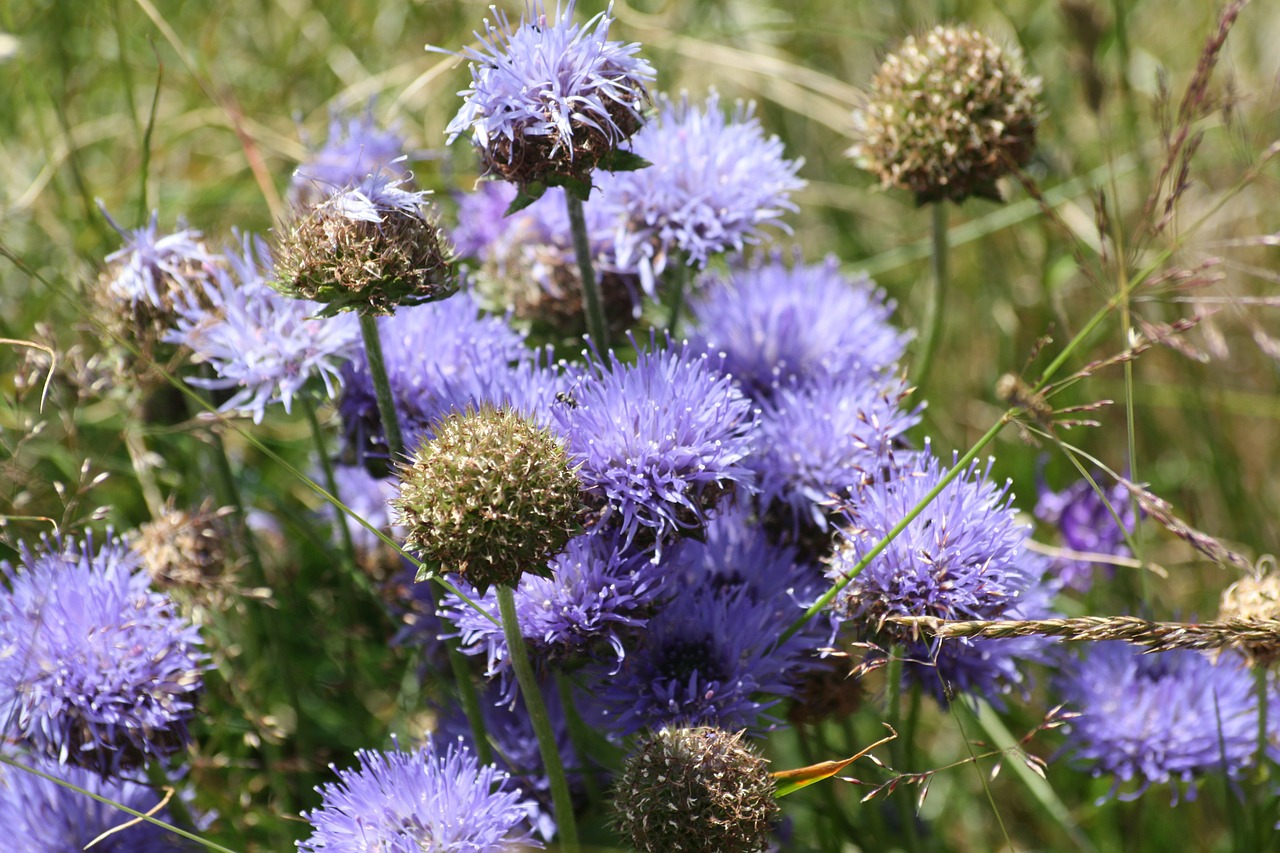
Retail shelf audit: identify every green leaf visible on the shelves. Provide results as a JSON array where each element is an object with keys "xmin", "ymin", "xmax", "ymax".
[
  {"xmin": 544, "ymin": 173, "xmax": 595, "ymax": 202},
  {"xmin": 598, "ymin": 148, "xmax": 652, "ymax": 173},
  {"xmin": 505, "ymin": 182, "xmax": 548, "ymax": 214}
]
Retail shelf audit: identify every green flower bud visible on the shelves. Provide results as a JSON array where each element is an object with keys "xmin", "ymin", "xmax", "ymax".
[
  {"xmin": 392, "ymin": 406, "xmax": 583, "ymax": 592},
  {"xmin": 849, "ymin": 25, "xmax": 1042, "ymax": 204},
  {"xmin": 612, "ymin": 726, "xmax": 780, "ymax": 853}
]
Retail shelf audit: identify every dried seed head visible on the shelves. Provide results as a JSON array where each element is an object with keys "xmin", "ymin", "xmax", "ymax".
[
  {"xmin": 1218, "ymin": 572, "xmax": 1280, "ymax": 665},
  {"xmin": 612, "ymin": 726, "xmax": 780, "ymax": 853},
  {"xmin": 133, "ymin": 502, "xmax": 233, "ymax": 592},
  {"xmin": 392, "ymin": 406, "xmax": 583, "ymax": 592},
  {"xmin": 849, "ymin": 25, "xmax": 1041, "ymax": 204},
  {"xmin": 272, "ymin": 175, "xmax": 456, "ymax": 317}
]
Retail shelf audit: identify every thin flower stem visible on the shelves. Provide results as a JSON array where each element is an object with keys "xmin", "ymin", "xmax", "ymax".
[
  {"xmin": 908, "ymin": 202, "xmax": 949, "ymax": 408},
  {"xmin": 358, "ymin": 312, "xmax": 406, "ymax": 461},
  {"xmin": 565, "ymin": 194, "xmax": 609, "ymax": 357},
  {"xmin": 884, "ymin": 651, "xmax": 922, "ymax": 853},
  {"xmin": 665, "ymin": 258, "xmax": 690, "ymax": 333},
  {"xmin": 497, "ymin": 585, "xmax": 580, "ymax": 852},
  {"xmin": 302, "ymin": 395, "xmax": 362, "ymax": 593},
  {"xmin": 357, "ymin": 311, "xmax": 492, "ymax": 763}
]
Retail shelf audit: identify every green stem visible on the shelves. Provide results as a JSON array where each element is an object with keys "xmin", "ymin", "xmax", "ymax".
[
  {"xmin": 885, "ymin": 651, "xmax": 922, "ymax": 853},
  {"xmin": 357, "ymin": 311, "xmax": 491, "ymax": 762},
  {"xmin": 565, "ymin": 194, "xmax": 609, "ymax": 357},
  {"xmin": 909, "ymin": 202, "xmax": 949, "ymax": 408},
  {"xmin": 497, "ymin": 585, "xmax": 579, "ymax": 851},
  {"xmin": 302, "ymin": 395, "xmax": 363, "ymax": 593},
  {"xmin": 664, "ymin": 259, "xmax": 690, "ymax": 333},
  {"xmin": 358, "ymin": 313, "xmax": 406, "ymax": 461}
]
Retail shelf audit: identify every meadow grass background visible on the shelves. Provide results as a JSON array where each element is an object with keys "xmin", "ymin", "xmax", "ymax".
[{"xmin": 4, "ymin": 0, "xmax": 1280, "ymax": 850}]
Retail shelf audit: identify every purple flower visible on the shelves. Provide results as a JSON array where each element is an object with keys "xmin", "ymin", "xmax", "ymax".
[
  {"xmin": 751, "ymin": 374, "xmax": 920, "ymax": 532},
  {"xmin": 292, "ymin": 103, "xmax": 409, "ymax": 204},
  {"xmin": 337, "ymin": 295, "xmax": 550, "ymax": 465},
  {"xmin": 1057, "ymin": 643, "xmax": 1258, "ymax": 803},
  {"xmin": 595, "ymin": 91, "xmax": 805, "ymax": 293},
  {"xmin": 329, "ymin": 463, "xmax": 401, "ymax": 557},
  {"xmin": 553, "ymin": 337, "xmax": 758, "ymax": 552},
  {"xmin": 298, "ymin": 737, "xmax": 543, "ymax": 852},
  {"xmin": 441, "ymin": 1, "xmax": 653, "ymax": 189},
  {"xmin": 99, "ymin": 206, "xmax": 215, "ymax": 310},
  {"xmin": 442, "ymin": 527, "xmax": 668, "ymax": 686},
  {"xmin": 166, "ymin": 233, "xmax": 361, "ymax": 423},
  {"xmin": 829, "ymin": 446, "xmax": 1049, "ymax": 702},
  {"xmin": 453, "ymin": 180, "xmax": 522, "ymax": 262},
  {"xmin": 1036, "ymin": 476, "xmax": 1136, "ymax": 591},
  {"xmin": 0, "ymin": 533, "xmax": 207, "ymax": 777},
  {"xmin": 592, "ymin": 508, "xmax": 824, "ymax": 735},
  {"xmin": 0, "ymin": 756, "xmax": 198, "ymax": 853},
  {"xmin": 688, "ymin": 254, "xmax": 911, "ymax": 399}
]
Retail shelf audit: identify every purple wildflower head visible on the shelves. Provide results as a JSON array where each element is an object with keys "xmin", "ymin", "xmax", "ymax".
[
  {"xmin": 829, "ymin": 445, "xmax": 1032, "ymax": 629},
  {"xmin": 898, "ymin": 550, "xmax": 1056, "ymax": 706},
  {"xmin": 272, "ymin": 172, "xmax": 455, "ymax": 316},
  {"xmin": 593, "ymin": 509, "xmax": 823, "ymax": 735},
  {"xmin": 442, "ymin": 1, "xmax": 654, "ymax": 192},
  {"xmin": 552, "ymin": 337, "xmax": 758, "ymax": 553},
  {"xmin": 459, "ymin": 184, "xmax": 644, "ymax": 337},
  {"xmin": 98, "ymin": 206, "xmax": 215, "ymax": 312},
  {"xmin": 0, "ymin": 756, "xmax": 199, "ymax": 853},
  {"xmin": 1057, "ymin": 643, "xmax": 1258, "ymax": 803},
  {"xmin": 297, "ymin": 736, "xmax": 544, "ymax": 852},
  {"xmin": 751, "ymin": 374, "xmax": 920, "ymax": 533},
  {"xmin": 1036, "ymin": 475, "xmax": 1136, "ymax": 592},
  {"xmin": 688, "ymin": 254, "xmax": 911, "ymax": 399},
  {"xmin": 442, "ymin": 527, "xmax": 669, "ymax": 688},
  {"xmin": 166, "ymin": 232, "xmax": 361, "ymax": 423},
  {"xmin": 0, "ymin": 533, "xmax": 206, "ymax": 777},
  {"xmin": 595, "ymin": 91, "xmax": 805, "ymax": 294},
  {"xmin": 292, "ymin": 102, "xmax": 409, "ymax": 206},
  {"xmin": 337, "ymin": 294, "xmax": 541, "ymax": 468},
  {"xmin": 94, "ymin": 206, "xmax": 217, "ymax": 359}
]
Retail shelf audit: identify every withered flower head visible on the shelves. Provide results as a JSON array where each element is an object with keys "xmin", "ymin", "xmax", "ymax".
[{"xmin": 849, "ymin": 25, "xmax": 1041, "ymax": 204}]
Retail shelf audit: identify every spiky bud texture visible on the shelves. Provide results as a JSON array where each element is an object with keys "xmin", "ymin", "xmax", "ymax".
[
  {"xmin": 849, "ymin": 25, "xmax": 1041, "ymax": 204},
  {"xmin": 272, "ymin": 177, "xmax": 455, "ymax": 316},
  {"xmin": 612, "ymin": 726, "xmax": 780, "ymax": 853},
  {"xmin": 1219, "ymin": 572, "xmax": 1280, "ymax": 665},
  {"xmin": 392, "ymin": 406, "xmax": 583, "ymax": 592}
]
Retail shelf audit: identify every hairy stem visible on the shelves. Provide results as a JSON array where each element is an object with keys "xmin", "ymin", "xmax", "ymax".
[
  {"xmin": 566, "ymin": 194, "xmax": 609, "ymax": 357},
  {"xmin": 909, "ymin": 202, "xmax": 949, "ymax": 408},
  {"xmin": 358, "ymin": 313, "xmax": 405, "ymax": 462}
]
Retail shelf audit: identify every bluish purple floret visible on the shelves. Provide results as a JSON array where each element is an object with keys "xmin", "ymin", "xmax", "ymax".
[
  {"xmin": 167, "ymin": 233, "xmax": 361, "ymax": 423},
  {"xmin": 99, "ymin": 206, "xmax": 214, "ymax": 310},
  {"xmin": 338, "ymin": 294, "xmax": 553, "ymax": 465},
  {"xmin": 441, "ymin": 527, "xmax": 669, "ymax": 687},
  {"xmin": 292, "ymin": 103, "xmax": 409, "ymax": 203},
  {"xmin": 552, "ymin": 337, "xmax": 758, "ymax": 552},
  {"xmin": 689, "ymin": 254, "xmax": 911, "ymax": 399},
  {"xmin": 441, "ymin": 1, "xmax": 654, "ymax": 186},
  {"xmin": 592, "ymin": 507, "xmax": 824, "ymax": 735},
  {"xmin": 899, "ymin": 550, "xmax": 1056, "ymax": 707},
  {"xmin": 751, "ymin": 374, "xmax": 920, "ymax": 532},
  {"xmin": 0, "ymin": 756, "xmax": 199, "ymax": 853},
  {"xmin": 454, "ymin": 180, "xmax": 521, "ymax": 262},
  {"xmin": 0, "ymin": 533, "xmax": 206, "ymax": 777},
  {"xmin": 297, "ymin": 736, "xmax": 543, "ymax": 853},
  {"xmin": 829, "ymin": 445, "xmax": 1032, "ymax": 626},
  {"xmin": 1036, "ymin": 476, "xmax": 1136, "ymax": 592},
  {"xmin": 1057, "ymin": 643, "xmax": 1258, "ymax": 803},
  {"xmin": 595, "ymin": 91, "xmax": 805, "ymax": 294}
]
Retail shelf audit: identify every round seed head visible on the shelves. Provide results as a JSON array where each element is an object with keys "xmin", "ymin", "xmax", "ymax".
[
  {"xmin": 612, "ymin": 726, "xmax": 780, "ymax": 853},
  {"xmin": 272, "ymin": 175, "xmax": 456, "ymax": 316},
  {"xmin": 1219, "ymin": 571, "xmax": 1280, "ymax": 665},
  {"xmin": 393, "ymin": 406, "xmax": 583, "ymax": 592},
  {"xmin": 849, "ymin": 25, "xmax": 1041, "ymax": 204}
]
